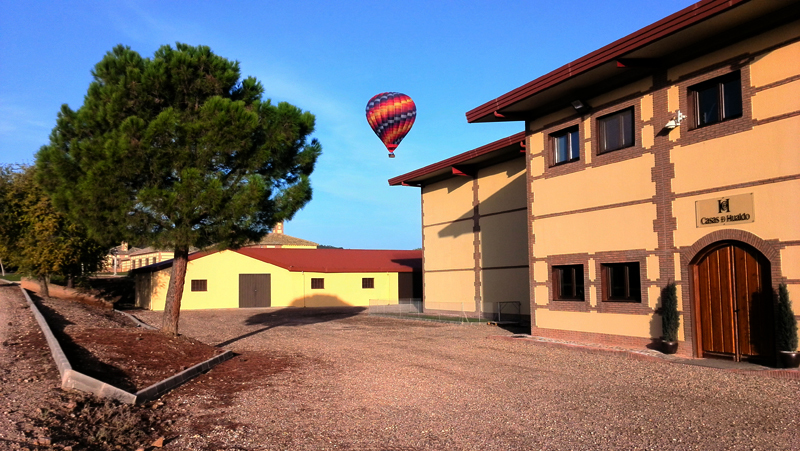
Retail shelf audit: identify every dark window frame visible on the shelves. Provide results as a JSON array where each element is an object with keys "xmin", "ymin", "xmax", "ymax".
[
  {"xmin": 311, "ymin": 278, "xmax": 324, "ymax": 289},
  {"xmin": 191, "ymin": 279, "xmax": 208, "ymax": 292},
  {"xmin": 689, "ymin": 71, "xmax": 742, "ymax": 129},
  {"xmin": 362, "ymin": 277, "xmax": 375, "ymax": 289},
  {"xmin": 597, "ymin": 107, "xmax": 635, "ymax": 154},
  {"xmin": 601, "ymin": 262, "xmax": 641, "ymax": 302},
  {"xmin": 552, "ymin": 264, "xmax": 585, "ymax": 301},
  {"xmin": 550, "ymin": 126, "xmax": 580, "ymax": 166}
]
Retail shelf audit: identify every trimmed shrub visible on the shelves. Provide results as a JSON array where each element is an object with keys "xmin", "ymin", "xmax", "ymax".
[
  {"xmin": 661, "ymin": 283, "xmax": 680, "ymax": 343},
  {"xmin": 775, "ymin": 284, "xmax": 798, "ymax": 352}
]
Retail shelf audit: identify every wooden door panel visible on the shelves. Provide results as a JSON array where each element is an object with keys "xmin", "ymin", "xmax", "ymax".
[
  {"xmin": 239, "ymin": 274, "xmax": 271, "ymax": 308},
  {"xmin": 701, "ymin": 247, "xmax": 735, "ymax": 355},
  {"xmin": 734, "ymin": 247, "xmax": 771, "ymax": 359},
  {"xmin": 718, "ymin": 247, "xmax": 735, "ymax": 355},
  {"xmin": 696, "ymin": 242, "xmax": 772, "ymax": 361},
  {"xmin": 698, "ymin": 260, "xmax": 714, "ymax": 352},
  {"xmin": 734, "ymin": 247, "xmax": 754, "ymax": 356},
  {"xmin": 703, "ymin": 253, "xmax": 724, "ymax": 354}
]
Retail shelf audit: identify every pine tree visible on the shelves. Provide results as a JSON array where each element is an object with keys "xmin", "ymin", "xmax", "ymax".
[{"xmin": 36, "ymin": 44, "xmax": 321, "ymax": 334}]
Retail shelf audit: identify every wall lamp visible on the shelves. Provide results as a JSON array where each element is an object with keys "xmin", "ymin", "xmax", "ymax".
[
  {"xmin": 571, "ymin": 100, "xmax": 591, "ymax": 114},
  {"xmin": 665, "ymin": 110, "xmax": 687, "ymax": 129}
]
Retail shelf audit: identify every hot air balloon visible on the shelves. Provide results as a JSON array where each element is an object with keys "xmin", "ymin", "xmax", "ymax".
[{"xmin": 365, "ymin": 92, "xmax": 416, "ymax": 158}]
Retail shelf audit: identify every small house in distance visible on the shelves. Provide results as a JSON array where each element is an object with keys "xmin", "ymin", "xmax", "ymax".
[
  {"xmin": 241, "ymin": 221, "xmax": 319, "ymax": 249},
  {"xmin": 132, "ymin": 248, "xmax": 422, "ymax": 310},
  {"xmin": 104, "ymin": 221, "xmax": 316, "ymax": 272}
]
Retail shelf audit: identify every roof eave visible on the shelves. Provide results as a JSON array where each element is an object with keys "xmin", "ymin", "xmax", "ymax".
[
  {"xmin": 465, "ymin": 0, "xmax": 752, "ymax": 123},
  {"xmin": 388, "ymin": 131, "xmax": 527, "ymax": 187}
]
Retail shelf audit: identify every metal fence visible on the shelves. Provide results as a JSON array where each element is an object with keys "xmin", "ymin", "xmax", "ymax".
[
  {"xmin": 368, "ymin": 299, "xmax": 524, "ymax": 325},
  {"xmin": 368, "ymin": 299, "xmax": 487, "ymax": 324}
]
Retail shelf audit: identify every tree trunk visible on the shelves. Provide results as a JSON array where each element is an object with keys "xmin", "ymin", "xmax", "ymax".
[
  {"xmin": 0, "ymin": 257, "xmax": 4, "ymax": 277},
  {"xmin": 38, "ymin": 275, "xmax": 50, "ymax": 297},
  {"xmin": 67, "ymin": 275, "xmax": 74, "ymax": 289},
  {"xmin": 162, "ymin": 248, "xmax": 189, "ymax": 335}
]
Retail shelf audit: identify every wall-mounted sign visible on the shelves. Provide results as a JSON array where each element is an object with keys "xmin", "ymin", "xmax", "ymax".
[{"xmin": 695, "ymin": 193, "xmax": 754, "ymax": 228}]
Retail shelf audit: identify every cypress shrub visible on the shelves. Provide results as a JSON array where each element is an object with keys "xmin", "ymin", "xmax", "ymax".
[
  {"xmin": 661, "ymin": 283, "xmax": 680, "ymax": 343},
  {"xmin": 775, "ymin": 284, "xmax": 798, "ymax": 352}
]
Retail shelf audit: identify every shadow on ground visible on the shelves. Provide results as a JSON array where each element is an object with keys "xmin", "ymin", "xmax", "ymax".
[
  {"xmin": 215, "ymin": 307, "xmax": 366, "ymax": 348},
  {"xmin": 495, "ymin": 320, "xmax": 531, "ymax": 335},
  {"xmin": 87, "ymin": 276, "xmax": 135, "ymax": 308}
]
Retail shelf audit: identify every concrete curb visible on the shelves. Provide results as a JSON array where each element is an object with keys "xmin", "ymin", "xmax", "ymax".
[
  {"xmin": 21, "ymin": 286, "xmax": 234, "ymax": 403},
  {"xmin": 136, "ymin": 350, "xmax": 235, "ymax": 402},
  {"xmin": 115, "ymin": 309, "xmax": 158, "ymax": 330},
  {"xmin": 20, "ymin": 285, "xmax": 137, "ymax": 403},
  {"xmin": 21, "ymin": 286, "xmax": 73, "ymax": 376},
  {"xmin": 492, "ymin": 334, "xmax": 800, "ymax": 380}
]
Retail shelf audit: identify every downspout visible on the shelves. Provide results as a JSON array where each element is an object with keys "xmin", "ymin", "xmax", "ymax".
[{"xmin": 302, "ymin": 271, "xmax": 306, "ymax": 308}]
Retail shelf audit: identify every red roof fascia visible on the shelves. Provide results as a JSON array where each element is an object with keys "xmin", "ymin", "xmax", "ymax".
[
  {"xmin": 466, "ymin": 0, "xmax": 749, "ymax": 123},
  {"xmin": 388, "ymin": 131, "xmax": 526, "ymax": 186},
  {"xmin": 234, "ymin": 248, "xmax": 422, "ymax": 273}
]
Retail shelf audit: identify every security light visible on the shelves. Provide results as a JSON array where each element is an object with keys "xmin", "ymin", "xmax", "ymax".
[{"xmin": 665, "ymin": 110, "xmax": 687, "ymax": 129}]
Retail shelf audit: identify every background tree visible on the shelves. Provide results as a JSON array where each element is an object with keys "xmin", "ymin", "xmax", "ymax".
[
  {"xmin": 36, "ymin": 43, "xmax": 321, "ymax": 334},
  {"xmin": 0, "ymin": 165, "xmax": 20, "ymax": 277},
  {"xmin": 0, "ymin": 165, "xmax": 108, "ymax": 294}
]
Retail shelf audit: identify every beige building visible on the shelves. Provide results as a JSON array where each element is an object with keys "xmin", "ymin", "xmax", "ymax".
[
  {"xmin": 392, "ymin": 0, "xmax": 800, "ymax": 364},
  {"xmin": 104, "ymin": 221, "xmax": 316, "ymax": 272},
  {"xmin": 390, "ymin": 134, "xmax": 531, "ymax": 322}
]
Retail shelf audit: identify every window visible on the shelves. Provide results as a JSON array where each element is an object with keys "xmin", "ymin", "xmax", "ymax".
[
  {"xmin": 362, "ymin": 278, "xmax": 374, "ymax": 289},
  {"xmin": 690, "ymin": 72, "xmax": 742, "ymax": 128},
  {"xmin": 601, "ymin": 262, "xmax": 641, "ymax": 302},
  {"xmin": 553, "ymin": 265, "xmax": 584, "ymax": 300},
  {"xmin": 191, "ymin": 279, "xmax": 208, "ymax": 292},
  {"xmin": 145, "ymin": 257, "xmax": 150, "ymax": 266},
  {"xmin": 311, "ymin": 278, "xmax": 324, "ymax": 289},
  {"xmin": 551, "ymin": 127, "xmax": 580, "ymax": 165},
  {"xmin": 598, "ymin": 107, "xmax": 634, "ymax": 153}
]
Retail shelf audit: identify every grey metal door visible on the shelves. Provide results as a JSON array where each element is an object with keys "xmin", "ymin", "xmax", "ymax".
[{"xmin": 239, "ymin": 274, "xmax": 271, "ymax": 308}]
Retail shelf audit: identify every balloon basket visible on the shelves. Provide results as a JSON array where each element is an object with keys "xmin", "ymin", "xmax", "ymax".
[{"xmin": 388, "ymin": 153, "xmax": 395, "ymax": 158}]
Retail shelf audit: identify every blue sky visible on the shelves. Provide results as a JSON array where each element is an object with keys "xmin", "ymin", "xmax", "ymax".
[{"xmin": 0, "ymin": 0, "xmax": 696, "ymax": 249}]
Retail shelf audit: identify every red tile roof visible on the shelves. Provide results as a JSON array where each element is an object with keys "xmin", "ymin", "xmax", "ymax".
[
  {"xmin": 132, "ymin": 248, "xmax": 422, "ymax": 274},
  {"xmin": 234, "ymin": 248, "xmax": 421, "ymax": 273}
]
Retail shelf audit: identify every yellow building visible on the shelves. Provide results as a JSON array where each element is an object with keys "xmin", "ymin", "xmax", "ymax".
[
  {"xmin": 132, "ymin": 248, "xmax": 422, "ymax": 311},
  {"xmin": 392, "ymin": 0, "xmax": 800, "ymax": 363}
]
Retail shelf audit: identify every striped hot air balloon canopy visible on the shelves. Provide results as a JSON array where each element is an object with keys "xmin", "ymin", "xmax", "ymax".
[{"xmin": 365, "ymin": 92, "xmax": 416, "ymax": 158}]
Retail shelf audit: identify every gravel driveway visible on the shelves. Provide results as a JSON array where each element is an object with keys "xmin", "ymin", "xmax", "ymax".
[{"xmin": 133, "ymin": 308, "xmax": 799, "ymax": 450}]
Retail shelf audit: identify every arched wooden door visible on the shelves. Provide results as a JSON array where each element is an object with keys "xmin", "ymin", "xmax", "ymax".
[{"xmin": 693, "ymin": 241, "xmax": 772, "ymax": 362}]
